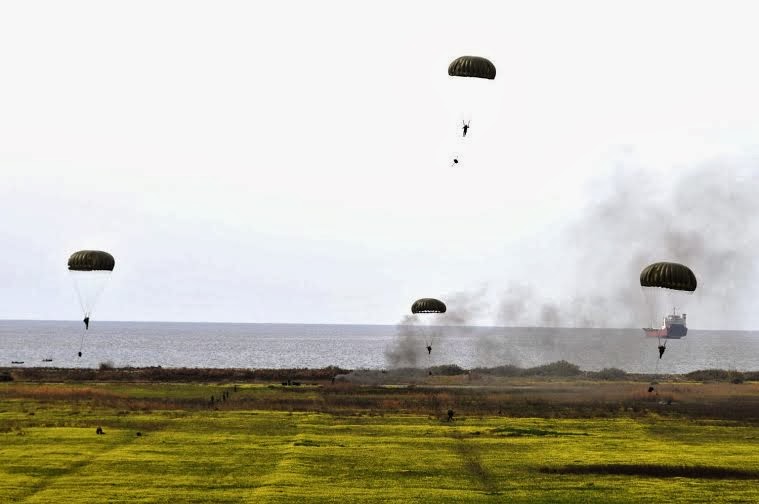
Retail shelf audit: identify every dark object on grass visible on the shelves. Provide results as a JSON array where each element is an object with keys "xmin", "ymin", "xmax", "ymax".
[
  {"xmin": 136, "ymin": 432, "xmax": 142, "ymax": 437},
  {"xmin": 96, "ymin": 426, "xmax": 104, "ymax": 435},
  {"xmin": 540, "ymin": 463, "xmax": 759, "ymax": 479},
  {"xmin": 648, "ymin": 386, "xmax": 655, "ymax": 393},
  {"xmin": 447, "ymin": 409, "xmax": 455, "ymax": 422}
]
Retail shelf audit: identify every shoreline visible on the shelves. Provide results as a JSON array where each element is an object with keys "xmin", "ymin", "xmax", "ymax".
[{"xmin": 2, "ymin": 360, "xmax": 757, "ymax": 384}]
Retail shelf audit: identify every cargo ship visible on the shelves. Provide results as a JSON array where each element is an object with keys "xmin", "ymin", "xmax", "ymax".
[{"xmin": 643, "ymin": 310, "xmax": 687, "ymax": 339}]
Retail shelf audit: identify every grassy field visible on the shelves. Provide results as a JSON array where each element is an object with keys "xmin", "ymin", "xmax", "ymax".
[{"xmin": 1, "ymin": 379, "xmax": 758, "ymax": 503}]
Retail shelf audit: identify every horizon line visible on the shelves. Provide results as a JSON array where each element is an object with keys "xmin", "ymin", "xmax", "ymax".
[{"xmin": 0, "ymin": 318, "xmax": 753, "ymax": 332}]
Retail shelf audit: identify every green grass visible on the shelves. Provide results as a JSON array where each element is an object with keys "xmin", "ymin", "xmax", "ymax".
[{"xmin": 1, "ymin": 383, "xmax": 758, "ymax": 503}]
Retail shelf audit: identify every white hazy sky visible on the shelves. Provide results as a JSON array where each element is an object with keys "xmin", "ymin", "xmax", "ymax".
[{"xmin": 1, "ymin": 1, "xmax": 758, "ymax": 326}]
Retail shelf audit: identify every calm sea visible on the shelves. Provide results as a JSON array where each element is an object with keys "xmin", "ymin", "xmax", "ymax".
[{"xmin": 0, "ymin": 320, "xmax": 757, "ymax": 374}]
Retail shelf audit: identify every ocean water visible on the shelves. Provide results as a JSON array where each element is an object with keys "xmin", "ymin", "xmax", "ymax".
[{"xmin": 0, "ymin": 320, "xmax": 757, "ymax": 374}]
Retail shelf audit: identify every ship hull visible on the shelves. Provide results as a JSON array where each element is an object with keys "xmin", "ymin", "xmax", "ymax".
[{"xmin": 642, "ymin": 326, "xmax": 687, "ymax": 339}]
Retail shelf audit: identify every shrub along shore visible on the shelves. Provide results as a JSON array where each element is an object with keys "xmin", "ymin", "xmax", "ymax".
[
  {"xmin": 2, "ymin": 360, "xmax": 757, "ymax": 384},
  {"xmin": 2, "ymin": 361, "xmax": 758, "ymax": 421}
]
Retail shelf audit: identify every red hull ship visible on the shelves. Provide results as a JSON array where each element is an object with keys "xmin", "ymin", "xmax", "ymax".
[{"xmin": 643, "ymin": 310, "xmax": 687, "ymax": 339}]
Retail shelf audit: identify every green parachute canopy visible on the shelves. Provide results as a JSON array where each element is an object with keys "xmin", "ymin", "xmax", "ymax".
[
  {"xmin": 448, "ymin": 56, "xmax": 496, "ymax": 80},
  {"xmin": 68, "ymin": 250, "xmax": 115, "ymax": 272},
  {"xmin": 411, "ymin": 298, "xmax": 447, "ymax": 314},
  {"xmin": 640, "ymin": 262, "xmax": 697, "ymax": 292}
]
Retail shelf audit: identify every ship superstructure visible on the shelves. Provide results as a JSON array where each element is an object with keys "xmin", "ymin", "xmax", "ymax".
[{"xmin": 643, "ymin": 309, "xmax": 687, "ymax": 339}]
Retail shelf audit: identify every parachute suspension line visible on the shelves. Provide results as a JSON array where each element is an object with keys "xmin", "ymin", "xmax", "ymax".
[
  {"xmin": 72, "ymin": 281, "xmax": 87, "ymax": 316},
  {"xmin": 424, "ymin": 333, "xmax": 433, "ymax": 366},
  {"xmin": 425, "ymin": 333, "xmax": 433, "ymax": 375},
  {"xmin": 653, "ymin": 362, "xmax": 659, "ymax": 386},
  {"xmin": 78, "ymin": 307, "xmax": 90, "ymax": 358},
  {"xmin": 71, "ymin": 276, "xmax": 87, "ymax": 358},
  {"xmin": 78, "ymin": 328, "xmax": 87, "ymax": 357},
  {"xmin": 650, "ymin": 345, "xmax": 662, "ymax": 395}
]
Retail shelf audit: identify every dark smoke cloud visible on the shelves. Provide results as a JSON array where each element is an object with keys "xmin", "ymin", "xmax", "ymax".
[
  {"xmin": 495, "ymin": 158, "xmax": 759, "ymax": 329},
  {"xmin": 386, "ymin": 155, "xmax": 759, "ymax": 368},
  {"xmin": 384, "ymin": 314, "xmax": 424, "ymax": 368},
  {"xmin": 438, "ymin": 287, "xmax": 489, "ymax": 325},
  {"xmin": 384, "ymin": 289, "xmax": 489, "ymax": 368}
]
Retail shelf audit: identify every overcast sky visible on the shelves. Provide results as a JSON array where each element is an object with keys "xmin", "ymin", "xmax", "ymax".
[{"xmin": 1, "ymin": 1, "xmax": 758, "ymax": 327}]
